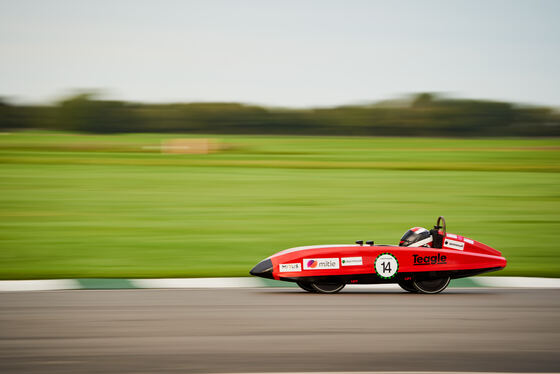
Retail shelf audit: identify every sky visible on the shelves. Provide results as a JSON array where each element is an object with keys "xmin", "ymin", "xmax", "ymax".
[{"xmin": 1, "ymin": 0, "xmax": 559, "ymax": 107}]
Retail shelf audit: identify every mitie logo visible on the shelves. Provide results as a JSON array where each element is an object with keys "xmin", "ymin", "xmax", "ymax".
[
  {"xmin": 413, "ymin": 253, "xmax": 447, "ymax": 265},
  {"xmin": 303, "ymin": 258, "xmax": 339, "ymax": 270}
]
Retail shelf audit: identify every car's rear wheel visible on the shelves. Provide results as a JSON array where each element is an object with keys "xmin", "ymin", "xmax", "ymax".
[
  {"xmin": 413, "ymin": 276, "xmax": 451, "ymax": 294},
  {"xmin": 297, "ymin": 281, "xmax": 316, "ymax": 293},
  {"xmin": 398, "ymin": 278, "xmax": 417, "ymax": 293},
  {"xmin": 310, "ymin": 282, "xmax": 345, "ymax": 294}
]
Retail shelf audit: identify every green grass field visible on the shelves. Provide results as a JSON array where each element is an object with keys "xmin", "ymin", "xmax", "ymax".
[{"xmin": 1, "ymin": 131, "xmax": 559, "ymax": 279}]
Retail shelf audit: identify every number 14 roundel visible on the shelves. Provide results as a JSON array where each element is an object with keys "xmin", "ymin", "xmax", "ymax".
[{"xmin": 375, "ymin": 253, "xmax": 399, "ymax": 279}]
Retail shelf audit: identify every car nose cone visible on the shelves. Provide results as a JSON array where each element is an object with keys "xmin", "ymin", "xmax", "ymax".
[{"xmin": 250, "ymin": 258, "xmax": 273, "ymax": 279}]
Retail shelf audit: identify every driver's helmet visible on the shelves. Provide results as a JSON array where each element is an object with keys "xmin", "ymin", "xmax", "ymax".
[{"xmin": 399, "ymin": 227, "xmax": 433, "ymax": 247}]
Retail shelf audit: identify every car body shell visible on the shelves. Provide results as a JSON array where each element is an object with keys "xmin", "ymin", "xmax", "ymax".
[{"xmin": 251, "ymin": 231, "xmax": 506, "ymax": 284}]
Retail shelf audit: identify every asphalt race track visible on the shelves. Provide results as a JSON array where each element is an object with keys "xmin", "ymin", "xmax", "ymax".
[{"xmin": 1, "ymin": 288, "xmax": 559, "ymax": 374}]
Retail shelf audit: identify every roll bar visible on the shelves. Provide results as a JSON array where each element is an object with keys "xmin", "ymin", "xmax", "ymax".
[{"xmin": 435, "ymin": 216, "xmax": 446, "ymax": 236}]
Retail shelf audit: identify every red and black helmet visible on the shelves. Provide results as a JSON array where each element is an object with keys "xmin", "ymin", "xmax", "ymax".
[{"xmin": 399, "ymin": 227, "xmax": 433, "ymax": 247}]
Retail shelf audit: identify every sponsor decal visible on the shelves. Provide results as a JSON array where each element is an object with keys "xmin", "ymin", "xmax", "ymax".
[
  {"xmin": 464, "ymin": 238, "xmax": 474, "ymax": 245},
  {"xmin": 444, "ymin": 238, "xmax": 465, "ymax": 250},
  {"xmin": 413, "ymin": 253, "xmax": 447, "ymax": 265},
  {"xmin": 447, "ymin": 233, "xmax": 457, "ymax": 239},
  {"xmin": 303, "ymin": 258, "xmax": 339, "ymax": 270},
  {"xmin": 374, "ymin": 253, "xmax": 399, "ymax": 279},
  {"xmin": 279, "ymin": 263, "xmax": 301, "ymax": 272},
  {"xmin": 341, "ymin": 257, "xmax": 363, "ymax": 266}
]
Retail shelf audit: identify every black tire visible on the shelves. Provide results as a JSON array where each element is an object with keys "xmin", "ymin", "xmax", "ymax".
[
  {"xmin": 310, "ymin": 282, "xmax": 345, "ymax": 294},
  {"xmin": 413, "ymin": 276, "xmax": 451, "ymax": 294},
  {"xmin": 398, "ymin": 279, "xmax": 418, "ymax": 293},
  {"xmin": 297, "ymin": 281, "xmax": 316, "ymax": 293}
]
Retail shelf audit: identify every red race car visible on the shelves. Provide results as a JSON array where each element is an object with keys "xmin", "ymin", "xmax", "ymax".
[{"xmin": 250, "ymin": 217, "xmax": 506, "ymax": 294}]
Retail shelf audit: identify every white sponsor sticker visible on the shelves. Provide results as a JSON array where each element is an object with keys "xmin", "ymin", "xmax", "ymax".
[
  {"xmin": 447, "ymin": 233, "xmax": 457, "ymax": 239},
  {"xmin": 303, "ymin": 258, "xmax": 339, "ymax": 270},
  {"xmin": 279, "ymin": 263, "xmax": 301, "ymax": 272},
  {"xmin": 375, "ymin": 253, "xmax": 399, "ymax": 279},
  {"xmin": 341, "ymin": 257, "xmax": 363, "ymax": 266},
  {"xmin": 464, "ymin": 238, "xmax": 474, "ymax": 244},
  {"xmin": 444, "ymin": 238, "xmax": 465, "ymax": 250}
]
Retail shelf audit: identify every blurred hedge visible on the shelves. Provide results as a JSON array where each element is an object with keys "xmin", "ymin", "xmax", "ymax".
[{"xmin": 1, "ymin": 93, "xmax": 559, "ymax": 136}]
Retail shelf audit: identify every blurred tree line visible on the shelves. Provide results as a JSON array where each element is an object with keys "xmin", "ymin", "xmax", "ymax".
[{"xmin": 1, "ymin": 93, "xmax": 558, "ymax": 136}]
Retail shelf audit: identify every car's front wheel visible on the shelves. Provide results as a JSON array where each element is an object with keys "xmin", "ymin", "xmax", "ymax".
[
  {"xmin": 296, "ymin": 281, "xmax": 316, "ymax": 293},
  {"xmin": 310, "ymin": 282, "xmax": 345, "ymax": 294},
  {"xmin": 412, "ymin": 276, "xmax": 451, "ymax": 294}
]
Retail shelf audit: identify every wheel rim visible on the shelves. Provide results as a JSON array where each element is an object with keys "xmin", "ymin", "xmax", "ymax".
[
  {"xmin": 413, "ymin": 276, "xmax": 450, "ymax": 294},
  {"xmin": 311, "ymin": 282, "xmax": 345, "ymax": 294}
]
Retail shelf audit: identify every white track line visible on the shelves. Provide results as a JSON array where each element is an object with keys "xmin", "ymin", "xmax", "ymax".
[
  {"xmin": 132, "ymin": 277, "xmax": 261, "ymax": 289},
  {"xmin": 0, "ymin": 279, "xmax": 80, "ymax": 292},
  {"xmin": 476, "ymin": 276, "xmax": 560, "ymax": 288},
  {"xmin": 1, "ymin": 277, "xmax": 560, "ymax": 292}
]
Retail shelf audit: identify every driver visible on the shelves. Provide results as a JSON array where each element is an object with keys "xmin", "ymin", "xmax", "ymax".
[{"xmin": 399, "ymin": 227, "xmax": 433, "ymax": 247}]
